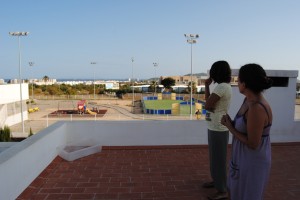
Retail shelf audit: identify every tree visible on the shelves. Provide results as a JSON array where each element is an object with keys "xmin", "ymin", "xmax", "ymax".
[
  {"xmin": 42, "ymin": 75, "xmax": 49, "ymax": 84},
  {"xmin": 188, "ymin": 81, "xmax": 197, "ymax": 94},
  {"xmin": 149, "ymin": 81, "xmax": 156, "ymax": 92},
  {"xmin": 42, "ymin": 75, "xmax": 50, "ymax": 92},
  {"xmin": 47, "ymin": 85, "xmax": 60, "ymax": 95},
  {"xmin": 161, "ymin": 77, "xmax": 175, "ymax": 89}
]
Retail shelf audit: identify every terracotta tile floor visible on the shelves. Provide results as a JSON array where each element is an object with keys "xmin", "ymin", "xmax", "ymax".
[{"xmin": 17, "ymin": 143, "xmax": 300, "ymax": 200}]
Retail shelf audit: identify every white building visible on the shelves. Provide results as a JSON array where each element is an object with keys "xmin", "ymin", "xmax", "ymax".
[
  {"xmin": 56, "ymin": 80, "xmax": 120, "ymax": 90},
  {"xmin": 94, "ymin": 81, "xmax": 119, "ymax": 90},
  {"xmin": 34, "ymin": 78, "xmax": 57, "ymax": 86},
  {"xmin": 0, "ymin": 83, "xmax": 29, "ymax": 128}
]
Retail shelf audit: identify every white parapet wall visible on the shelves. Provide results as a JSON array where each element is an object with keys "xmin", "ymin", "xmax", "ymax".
[
  {"xmin": 65, "ymin": 120, "xmax": 209, "ymax": 146},
  {"xmin": 0, "ymin": 122, "xmax": 67, "ymax": 200}
]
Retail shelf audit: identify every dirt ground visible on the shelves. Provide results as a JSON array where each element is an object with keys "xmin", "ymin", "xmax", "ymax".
[
  {"xmin": 9, "ymin": 99, "xmax": 300, "ymax": 137},
  {"xmin": 10, "ymin": 99, "xmax": 134, "ymax": 136}
]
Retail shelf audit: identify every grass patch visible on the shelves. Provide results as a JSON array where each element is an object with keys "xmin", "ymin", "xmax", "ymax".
[
  {"xmin": 144, "ymin": 100, "xmax": 183, "ymax": 109},
  {"xmin": 143, "ymin": 100, "xmax": 198, "ymax": 115},
  {"xmin": 180, "ymin": 104, "xmax": 196, "ymax": 114}
]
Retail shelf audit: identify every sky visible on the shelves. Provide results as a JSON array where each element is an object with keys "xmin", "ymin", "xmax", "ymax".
[{"xmin": 1, "ymin": 0, "xmax": 300, "ymax": 80}]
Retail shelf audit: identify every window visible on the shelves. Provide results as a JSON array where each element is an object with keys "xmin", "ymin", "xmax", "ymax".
[{"xmin": 269, "ymin": 77, "xmax": 289, "ymax": 87}]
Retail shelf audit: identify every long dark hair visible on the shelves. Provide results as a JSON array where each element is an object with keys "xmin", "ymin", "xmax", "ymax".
[
  {"xmin": 239, "ymin": 63, "xmax": 273, "ymax": 93},
  {"xmin": 210, "ymin": 60, "xmax": 231, "ymax": 83}
]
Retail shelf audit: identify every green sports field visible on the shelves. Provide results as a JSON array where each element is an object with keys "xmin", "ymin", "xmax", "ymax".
[{"xmin": 143, "ymin": 100, "xmax": 197, "ymax": 114}]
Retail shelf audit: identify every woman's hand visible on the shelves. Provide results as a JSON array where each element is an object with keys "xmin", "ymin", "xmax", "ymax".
[
  {"xmin": 204, "ymin": 77, "xmax": 213, "ymax": 101},
  {"xmin": 205, "ymin": 77, "xmax": 213, "ymax": 86},
  {"xmin": 221, "ymin": 114, "xmax": 233, "ymax": 130}
]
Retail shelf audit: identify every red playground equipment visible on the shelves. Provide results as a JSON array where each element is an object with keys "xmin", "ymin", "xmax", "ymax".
[
  {"xmin": 77, "ymin": 100, "xmax": 97, "ymax": 115},
  {"xmin": 77, "ymin": 100, "xmax": 86, "ymax": 114}
]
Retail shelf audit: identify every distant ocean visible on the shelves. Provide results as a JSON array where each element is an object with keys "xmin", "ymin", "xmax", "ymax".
[{"xmin": 56, "ymin": 78, "xmax": 129, "ymax": 82}]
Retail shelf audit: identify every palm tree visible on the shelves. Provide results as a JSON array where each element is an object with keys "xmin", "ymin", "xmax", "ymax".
[
  {"xmin": 42, "ymin": 75, "xmax": 49, "ymax": 84},
  {"xmin": 42, "ymin": 75, "xmax": 50, "ymax": 93},
  {"xmin": 149, "ymin": 81, "xmax": 156, "ymax": 93},
  {"xmin": 188, "ymin": 81, "xmax": 197, "ymax": 94}
]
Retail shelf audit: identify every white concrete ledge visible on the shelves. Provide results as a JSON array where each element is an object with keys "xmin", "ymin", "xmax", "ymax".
[
  {"xmin": 58, "ymin": 144, "xmax": 102, "ymax": 161},
  {"xmin": 0, "ymin": 122, "xmax": 67, "ymax": 200},
  {"xmin": 0, "ymin": 142, "xmax": 18, "ymax": 153}
]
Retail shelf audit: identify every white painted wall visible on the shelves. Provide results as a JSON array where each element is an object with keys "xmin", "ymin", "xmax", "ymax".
[
  {"xmin": 65, "ymin": 120, "xmax": 209, "ymax": 146},
  {"xmin": 4, "ymin": 111, "xmax": 29, "ymax": 127},
  {"xmin": 0, "ymin": 84, "xmax": 29, "ymax": 127},
  {"xmin": 229, "ymin": 69, "xmax": 299, "ymax": 141},
  {"xmin": 0, "ymin": 84, "xmax": 29, "ymax": 103},
  {"xmin": 0, "ymin": 122, "xmax": 67, "ymax": 200}
]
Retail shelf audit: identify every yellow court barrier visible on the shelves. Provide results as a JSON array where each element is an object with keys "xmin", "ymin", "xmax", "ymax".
[
  {"xmin": 171, "ymin": 93, "xmax": 176, "ymax": 100},
  {"xmin": 157, "ymin": 93, "xmax": 162, "ymax": 100},
  {"xmin": 172, "ymin": 103, "xmax": 180, "ymax": 115}
]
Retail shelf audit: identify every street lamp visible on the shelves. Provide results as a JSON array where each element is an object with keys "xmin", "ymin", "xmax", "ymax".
[
  {"xmin": 153, "ymin": 62, "xmax": 159, "ymax": 95},
  {"xmin": 29, "ymin": 62, "xmax": 34, "ymax": 100},
  {"xmin": 131, "ymin": 57, "xmax": 135, "ymax": 112},
  {"xmin": 184, "ymin": 34, "xmax": 199, "ymax": 120},
  {"xmin": 91, "ymin": 62, "xmax": 97, "ymax": 99},
  {"xmin": 9, "ymin": 31, "xmax": 29, "ymax": 135}
]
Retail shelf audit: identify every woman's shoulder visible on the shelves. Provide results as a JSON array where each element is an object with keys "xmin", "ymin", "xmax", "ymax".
[
  {"xmin": 217, "ymin": 82, "xmax": 231, "ymax": 87},
  {"xmin": 213, "ymin": 83, "xmax": 232, "ymax": 97},
  {"xmin": 215, "ymin": 82, "xmax": 232, "ymax": 92},
  {"xmin": 215, "ymin": 82, "xmax": 228, "ymax": 86},
  {"xmin": 248, "ymin": 100, "xmax": 272, "ymax": 115}
]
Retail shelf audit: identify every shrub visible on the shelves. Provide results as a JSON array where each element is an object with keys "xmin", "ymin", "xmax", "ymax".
[
  {"xmin": 0, "ymin": 126, "xmax": 11, "ymax": 142},
  {"xmin": 29, "ymin": 127, "xmax": 34, "ymax": 137}
]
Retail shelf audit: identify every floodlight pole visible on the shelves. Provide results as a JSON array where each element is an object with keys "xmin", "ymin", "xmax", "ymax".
[
  {"xmin": 29, "ymin": 62, "xmax": 34, "ymax": 100},
  {"xmin": 184, "ymin": 34, "xmax": 199, "ymax": 120},
  {"xmin": 131, "ymin": 57, "xmax": 135, "ymax": 112},
  {"xmin": 153, "ymin": 62, "xmax": 159, "ymax": 95},
  {"xmin": 91, "ymin": 62, "xmax": 97, "ymax": 99},
  {"xmin": 9, "ymin": 31, "xmax": 29, "ymax": 135}
]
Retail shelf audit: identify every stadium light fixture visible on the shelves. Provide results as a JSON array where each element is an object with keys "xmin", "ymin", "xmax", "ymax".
[{"xmin": 9, "ymin": 31, "xmax": 29, "ymax": 135}]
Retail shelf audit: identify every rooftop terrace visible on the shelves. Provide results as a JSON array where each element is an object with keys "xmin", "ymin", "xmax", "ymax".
[
  {"xmin": 17, "ymin": 143, "xmax": 300, "ymax": 200},
  {"xmin": 1, "ymin": 119, "xmax": 300, "ymax": 200}
]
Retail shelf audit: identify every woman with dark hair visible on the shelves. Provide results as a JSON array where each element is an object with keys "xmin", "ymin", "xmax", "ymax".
[
  {"xmin": 203, "ymin": 60, "xmax": 232, "ymax": 200},
  {"xmin": 221, "ymin": 64, "xmax": 273, "ymax": 200}
]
